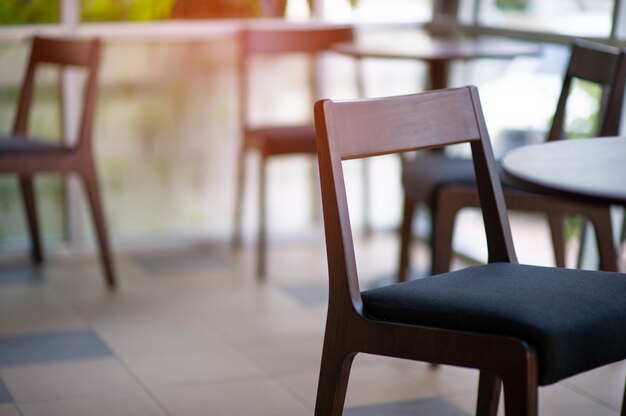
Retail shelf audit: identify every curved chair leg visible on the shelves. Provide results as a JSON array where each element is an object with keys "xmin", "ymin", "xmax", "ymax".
[
  {"xmin": 81, "ymin": 166, "xmax": 116, "ymax": 289},
  {"xmin": 477, "ymin": 371, "xmax": 501, "ymax": 416},
  {"xmin": 431, "ymin": 196, "xmax": 459, "ymax": 276},
  {"xmin": 397, "ymin": 196, "xmax": 415, "ymax": 282},
  {"xmin": 620, "ymin": 376, "xmax": 626, "ymax": 416},
  {"xmin": 257, "ymin": 155, "xmax": 267, "ymax": 280},
  {"xmin": 576, "ymin": 220, "xmax": 589, "ymax": 269},
  {"xmin": 362, "ymin": 159, "xmax": 372, "ymax": 237},
  {"xmin": 310, "ymin": 157, "xmax": 322, "ymax": 224},
  {"xmin": 233, "ymin": 147, "xmax": 247, "ymax": 249},
  {"xmin": 502, "ymin": 372, "xmax": 538, "ymax": 416},
  {"xmin": 547, "ymin": 214, "xmax": 566, "ymax": 267},
  {"xmin": 587, "ymin": 208, "xmax": 617, "ymax": 272},
  {"xmin": 19, "ymin": 174, "xmax": 43, "ymax": 264},
  {"xmin": 314, "ymin": 343, "xmax": 356, "ymax": 416}
]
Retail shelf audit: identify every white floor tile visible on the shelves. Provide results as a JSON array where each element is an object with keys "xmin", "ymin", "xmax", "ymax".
[
  {"xmin": 0, "ymin": 404, "xmax": 20, "ymax": 416},
  {"xmin": 152, "ymin": 378, "xmax": 311, "ymax": 416},
  {"xmin": 17, "ymin": 392, "xmax": 167, "ymax": 416},
  {"xmin": 0, "ymin": 286, "xmax": 85, "ymax": 336},
  {"xmin": 2, "ymin": 358, "xmax": 143, "ymax": 402},
  {"xmin": 121, "ymin": 346, "xmax": 264, "ymax": 387}
]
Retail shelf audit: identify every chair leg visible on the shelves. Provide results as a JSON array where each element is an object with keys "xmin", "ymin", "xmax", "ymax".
[
  {"xmin": 477, "ymin": 371, "xmax": 501, "ymax": 416},
  {"xmin": 502, "ymin": 373, "xmax": 538, "ymax": 416},
  {"xmin": 431, "ymin": 198, "xmax": 457, "ymax": 275},
  {"xmin": 576, "ymin": 220, "xmax": 589, "ymax": 269},
  {"xmin": 547, "ymin": 214, "xmax": 566, "ymax": 267},
  {"xmin": 256, "ymin": 155, "xmax": 267, "ymax": 280},
  {"xmin": 587, "ymin": 208, "xmax": 617, "ymax": 272},
  {"xmin": 397, "ymin": 196, "xmax": 415, "ymax": 282},
  {"xmin": 362, "ymin": 158, "xmax": 372, "ymax": 237},
  {"xmin": 233, "ymin": 148, "xmax": 247, "ymax": 249},
  {"xmin": 620, "ymin": 376, "xmax": 626, "ymax": 416},
  {"xmin": 310, "ymin": 157, "xmax": 322, "ymax": 224},
  {"xmin": 314, "ymin": 344, "xmax": 356, "ymax": 416},
  {"xmin": 19, "ymin": 175, "xmax": 43, "ymax": 264},
  {"xmin": 81, "ymin": 166, "xmax": 116, "ymax": 289}
]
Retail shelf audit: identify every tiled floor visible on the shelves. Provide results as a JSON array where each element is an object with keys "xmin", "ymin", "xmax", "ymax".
[{"xmin": 0, "ymin": 233, "xmax": 624, "ymax": 415}]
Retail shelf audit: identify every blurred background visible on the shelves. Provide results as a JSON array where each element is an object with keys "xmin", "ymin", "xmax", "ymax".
[{"xmin": 0, "ymin": 0, "xmax": 622, "ymax": 268}]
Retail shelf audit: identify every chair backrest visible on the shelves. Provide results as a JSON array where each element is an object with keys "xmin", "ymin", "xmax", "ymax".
[
  {"xmin": 13, "ymin": 36, "xmax": 101, "ymax": 149},
  {"xmin": 548, "ymin": 40, "xmax": 626, "ymax": 141},
  {"xmin": 315, "ymin": 86, "xmax": 516, "ymax": 311},
  {"xmin": 239, "ymin": 24, "xmax": 353, "ymax": 131}
]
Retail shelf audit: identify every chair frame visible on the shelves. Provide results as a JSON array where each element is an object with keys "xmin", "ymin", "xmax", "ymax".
[
  {"xmin": 0, "ymin": 36, "xmax": 115, "ymax": 288},
  {"xmin": 232, "ymin": 24, "xmax": 353, "ymax": 279},
  {"xmin": 314, "ymin": 86, "xmax": 546, "ymax": 415},
  {"xmin": 398, "ymin": 41, "xmax": 626, "ymax": 280}
]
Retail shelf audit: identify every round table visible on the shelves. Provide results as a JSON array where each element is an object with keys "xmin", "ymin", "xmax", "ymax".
[
  {"xmin": 333, "ymin": 35, "xmax": 541, "ymax": 89},
  {"xmin": 502, "ymin": 137, "xmax": 626, "ymax": 205}
]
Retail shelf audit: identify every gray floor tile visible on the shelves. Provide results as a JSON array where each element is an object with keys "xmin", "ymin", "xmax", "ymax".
[
  {"xmin": 345, "ymin": 397, "xmax": 468, "ymax": 416},
  {"xmin": 0, "ymin": 329, "xmax": 111, "ymax": 366},
  {"xmin": 0, "ymin": 380, "xmax": 12, "ymax": 404},
  {"xmin": 0, "ymin": 263, "xmax": 42, "ymax": 286},
  {"xmin": 132, "ymin": 248, "xmax": 224, "ymax": 275}
]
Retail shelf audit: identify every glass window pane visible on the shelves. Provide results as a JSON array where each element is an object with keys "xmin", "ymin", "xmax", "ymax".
[
  {"xmin": 0, "ymin": 0, "xmax": 59, "ymax": 25},
  {"xmin": 478, "ymin": 0, "xmax": 614, "ymax": 37},
  {"xmin": 321, "ymin": 0, "xmax": 433, "ymax": 23}
]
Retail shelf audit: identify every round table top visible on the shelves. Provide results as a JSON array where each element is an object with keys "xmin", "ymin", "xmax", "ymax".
[
  {"xmin": 332, "ymin": 36, "xmax": 540, "ymax": 62},
  {"xmin": 502, "ymin": 137, "xmax": 626, "ymax": 205}
]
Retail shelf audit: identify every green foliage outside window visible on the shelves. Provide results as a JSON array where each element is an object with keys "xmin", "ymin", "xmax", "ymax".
[
  {"xmin": 0, "ymin": 0, "xmax": 59, "ymax": 25},
  {"xmin": 495, "ymin": 0, "xmax": 529, "ymax": 11},
  {"xmin": 81, "ymin": 0, "xmax": 176, "ymax": 22},
  {"xmin": 0, "ymin": 0, "xmax": 294, "ymax": 23}
]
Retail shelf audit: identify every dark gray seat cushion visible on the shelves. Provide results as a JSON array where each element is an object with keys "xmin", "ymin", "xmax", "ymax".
[
  {"xmin": 402, "ymin": 153, "xmax": 516, "ymax": 205},
  {"xmin": 361, "ymin": 263, "xmax": 626, "ymax": 385},
  {"xmin": 0, "ymin": 135, "xmax": 68, "ymax": 154}
]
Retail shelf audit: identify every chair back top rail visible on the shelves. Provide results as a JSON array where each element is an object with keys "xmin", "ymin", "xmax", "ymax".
[
  {"xmin": 548, "ymin": 40, "xmax": 626, "ymax": 141},
  {"xmin": 30, "ymin": 36, "xmax": 100, "ymax": 67},
  {"xmin": 315, "ymin": 86, "xmax": 516, "ymax": 309},
  {"xmin": 242, "ymin": 26, "xmax": 353, "ymax": 54},
  {"xmin": 325, "ymin": 88, "xmax": 481, "ymax": 160}
]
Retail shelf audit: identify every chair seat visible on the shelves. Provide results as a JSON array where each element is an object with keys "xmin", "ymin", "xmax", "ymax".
[
  {"xmin": 245, "ymin": 125, "xmax": 317, "ymax": 155},
  {"xmin": 402, "ymin": 153, "xmax": 516, "ymax": 204},
  {"xmin": 0, "ymin": 135, "xmax": 69, "ymax": 154},
  {"xmin": 362, "ymin": 263, "xmax": 626, "ymax": 385}
]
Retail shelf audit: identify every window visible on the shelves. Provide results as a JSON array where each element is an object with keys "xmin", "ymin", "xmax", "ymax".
[
  {"xmin": 478, "ymin": 0, "xmax": 615, "ymax": 37},
  {"xmin": 320, "ymin": 0, "xmax": 433, "ymax": 23}
]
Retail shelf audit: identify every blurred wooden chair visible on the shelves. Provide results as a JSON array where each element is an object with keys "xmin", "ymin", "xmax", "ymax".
[
  {"xmin": 313, "ymin": 86, "xmax": 626, "ymax": 416},
  {"xmin": 232, "ymin": 24, "xmax": 353, "ymax": 279},
  {"xmin": 398, "ymin": 41, "xmax": 626, "ymax": 281},
  {"xmin": 0, "ymin": 36, "xmax": 115, "ymax": 289}
]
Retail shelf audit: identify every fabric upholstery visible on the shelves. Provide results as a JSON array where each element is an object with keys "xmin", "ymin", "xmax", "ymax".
[
  {"xmin": 402, "ymin": 153, "xmax": 516, "ymax": 205},
  {"xmin": 361, "ymin": 263, "xmax": 626, "ymax": 385},
  {"xmin": 0, "ymin": 135, "xmax": 68, "ymax": 154}
]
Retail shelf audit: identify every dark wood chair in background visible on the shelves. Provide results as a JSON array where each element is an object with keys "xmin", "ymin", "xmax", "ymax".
[
  {"xmin": 313, "ymin": 86, "xmax": 626, "ymax": 416},
  {"xmin": 398, "ymin": 41, "xmax": 626, "ymax": 281},
  {"xmin": 232, "ymin": 24, "xmax": 353, "ymax": 279},
  {"xmin": 0, "ymin": 36, "xmax": 115, "ymax": 289}
]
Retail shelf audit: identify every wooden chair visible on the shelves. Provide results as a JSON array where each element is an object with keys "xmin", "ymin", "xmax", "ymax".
[
  {"xmin": 313, "ymin": 86, "xmax": 626, "ymax": 416},
  {"xmin": 0, "ymin": 36, "xmax": 115, "ymax": 289},
  {"xmin": 232, "ymin": 24, "xmax": 353, "ymax": 279},
  {"xmin": 398, "ymin": 41, "xmax": 626, "ymax": 281}
]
